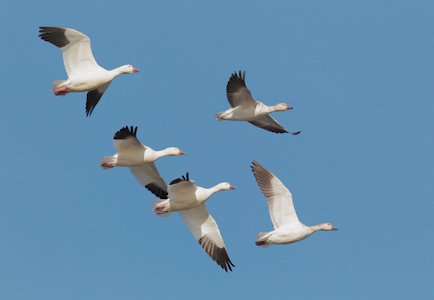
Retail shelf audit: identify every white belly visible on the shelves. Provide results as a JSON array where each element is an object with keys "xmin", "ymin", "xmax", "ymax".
[
  {"xmin": 67, "ymin": 71, "xmax": 111, "ymax": 92},
  {"xmin": 268, "ymin": 228, "xmax": 312, "ymax": 244},
  {"xmin": 220, "ymin": 105, "xmax": 264, "ymax": 121}
]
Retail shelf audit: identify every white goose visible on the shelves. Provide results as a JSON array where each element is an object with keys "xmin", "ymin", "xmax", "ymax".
[
  {"xmin": 100, "ymin": 126, "xmax": 184, "ymax": 199},
  {"xmin": 251, "ymin": 161, "xmax": 337, "ymax": 247},
  {"xmin": 216, "ymin": 71, "xmax": 300, "ymax": 134},
  {"xmin": 39, "ymin": 26, "xmax": 139, "ymax": 116},
  {"xmin": 155, "ymin": 172, "xmax": 236, "ymax": 272}
]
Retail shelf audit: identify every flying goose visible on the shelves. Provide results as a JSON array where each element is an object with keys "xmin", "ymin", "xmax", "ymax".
[
  {"xmin": 216, "ymin": 71, "xmax": 300, "ymax": 134},
  {"xmin": 39, "ymin": 26, "xmax": 139, "ymax": 116},
  {"xmin": 100, "ymin": 126, "xmax": 184, "ymax": 199},
  {"xmin": 155, "ymin": 172, "xmax": 236, "ymax": 272},
  {"xmin": 251, "ymin": 161, "xmax": 337, "ymax": 247}
]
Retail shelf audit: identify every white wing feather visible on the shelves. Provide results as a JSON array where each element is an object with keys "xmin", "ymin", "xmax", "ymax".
[
  {"xmin": 62, "ymin": 28, "xmax": 102, "ymax": 76},
  {"xmin": 180, "ymin": 204, "xmax": 234, "ymax": 271},
  {"xmin": 113, "ymin": 136, "xmax": 143, "ymax": 153},
  {"xmin": 251, "ymin": 161, "xmax": 300, "ymax": 229},
  {"xmin": 129, "ymin": 164, "xmax": 167, "ymax": 191},
  {"xmin": 180, "ymin": 204, "xmax": 225, "ymax": 247},
  {"xmin": 167, "ymin": 180, "xmax": 197, "ymax": 210}
]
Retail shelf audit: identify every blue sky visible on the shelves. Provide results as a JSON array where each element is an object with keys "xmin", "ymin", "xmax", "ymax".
[{"xmin": 1, "ymin": 0, "xmax": 433, "ymax": 299}]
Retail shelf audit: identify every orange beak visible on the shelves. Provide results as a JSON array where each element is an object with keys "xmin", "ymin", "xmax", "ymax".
[
  {"xmin": 132, "ymin": 68, "xmax": 140, "ymax": 73},
  {"xmin": 179, "ymin": 149, "xmax": 185, "ymax": 155},
  {"xmin": 331, "ymin": 227, "xmax": 338, "ymax": 231},
  {"xmin": 229, "ymin": 185, "xmax": 236, "ymax": 190}
]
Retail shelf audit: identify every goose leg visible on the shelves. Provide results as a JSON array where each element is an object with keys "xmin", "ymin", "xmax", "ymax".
[{"xmin": 54, "ymin": 86, "xmax": 69, "ymax": 96}]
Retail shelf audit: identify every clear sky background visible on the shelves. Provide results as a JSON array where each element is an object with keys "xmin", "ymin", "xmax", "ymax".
[{"xmin": 1, "ymin": 0, "xmax": 433, "ymax": 299}]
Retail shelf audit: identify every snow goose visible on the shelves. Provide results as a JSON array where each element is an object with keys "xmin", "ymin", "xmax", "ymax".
[
  {"xmin": 100, "ymin": 126, "xmax": 184, "ymax": 199},
  {"xmin": 251, "ymin": 161, "xmax": 337, "ymax": 247},
  {"xmin": 155, "ymin": 172, "xmax": 236, "ymax": 272},
  {"xmin": 38, "ymin": 26, "xmax": 139, "ymax": 116},
  {"xmin": 216, "ymin": 71, "xmax": 301, "ymax": 134}
]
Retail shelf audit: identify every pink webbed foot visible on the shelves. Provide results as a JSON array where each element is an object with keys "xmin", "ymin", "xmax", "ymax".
[
  {"xmin": 154, "ymin": 205, "xmax": 169, "ymax": 215},
  {"xmin": 100, "ymin": 161, "xmax": 115, "ymax": 169},
  {"xmin": 54, "ymin": 86, "xmax": 69, "ymax": 96}
]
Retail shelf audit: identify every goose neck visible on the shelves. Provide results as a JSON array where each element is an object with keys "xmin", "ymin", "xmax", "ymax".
[
  {"xmin": 208, "ymin": 183, "xmax": 227, "ymax": 195},
  {"xmin": 109, "ymin": 67, "xmax": 124, "ymax": 79},
  {"xmin": 153, "ymin": 148, "xmax": 173, "ymax": 160},
  {"xmin": 310, "ymin": 224, "xmax": 324, "ymax": 232}
]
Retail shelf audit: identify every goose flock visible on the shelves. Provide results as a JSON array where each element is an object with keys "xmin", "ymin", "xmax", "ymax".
[{"xmin": 39, "ymin": 26, "xmax": 337, "ymax": 272}]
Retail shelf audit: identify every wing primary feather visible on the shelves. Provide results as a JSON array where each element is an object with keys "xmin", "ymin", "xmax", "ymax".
[
  {"xmin": 251, "ymin": 160, "xmax": 299, "ymax": 228},
  {"xmin": 251, "ymin": 161, "xmax": 274, "ymax": 197},
  {"xmin": 38, "ymin": 26, "xmax": 69, "ymax": 48},
  {"xmin": 199, "ymin": 237, "xmax": 235, "ymax": 272},
  {"xmin": 145, "ymin": 183, "xmax": 168, "ymax": 199},
  {"xmin": 113, "ymin": 126, "xmax": 138, "ymax": 139},
  {"xmin": 226, "ymin": 70, "xmax": 247, "ymax": 93},
  {"xmin": 169, "ymin": 172, "xmax": 190, "ymax": 185},
  {"xmin": 85, "ymin": 89, "xmax": 105, "ymax": 116},
  {"xmin": 248, "ymin": 115, "xmax": 288, "ymax": 134}
]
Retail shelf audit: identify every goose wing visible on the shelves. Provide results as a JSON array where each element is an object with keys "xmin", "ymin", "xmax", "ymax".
[
  {"xmin": 226, "ymin": 71, "xmax": 256, "ymax": 108},
  {"xmin": 130, "ymin": 163, "xmax": 168, "ymax": 199},
  {"xmin": 180, "ymin": 204, "xmax": 235, "ymax": 272},
  {"xmin": 86, "ymin": 82, "xmax": 111, "ymax": 116},
  {"xmin": 251, "ymin": 161, "xmax": 300, "ymax": 229},
  {"xmin": 112, "ymin": 126, "xmax": 144, "ymax": 153},
  {"xmin": 249, "ymin": 115, "xmax": 288, "ymax": 134},
  {"xmin": 167, "ymin": 172, "xmax": 197, "ymax": 207},
  {"xmin": 39, "ymin": 27, "xmax": 102, "ymax": 77}
]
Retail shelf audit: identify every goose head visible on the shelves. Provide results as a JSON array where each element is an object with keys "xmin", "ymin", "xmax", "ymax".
[
  {"xmin": 216, "ymin": 182, "xmax": 236, "ymax": 191},
  {"xmin": 320, "ymin": 223, "xmax": 338, "ymax": 231},
  {"xmin": 166, "ymin": 147, "xmax": 185, "ymax": 156},
  {"xmin": 120, "ymin": 64, "xmax": 140, "ymax": 74},
  {"xmin": 274, "ymin": 103, "xmax": 293, "ymax": 111}
]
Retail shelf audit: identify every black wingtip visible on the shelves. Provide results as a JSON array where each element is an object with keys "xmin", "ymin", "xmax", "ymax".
[
  {"xmin": 227, "ymin": 70, "xmax": 247, "ymax": 93},
  {"xmin": 225, "ymin": 257, "xmax": 236, "ymax": 272},
  {"xmin": 113, "ymin": 126, "xmax": 138, "ymax": 139},
  {"xmin": 145, "ymin": 183, "xmax": 168, "ymax": 199},
  {"xmin": 233, "ymin": 70, "xmax": 245, "ymax": 81},
  {"xmin": 291, "ymin": 131, "xmax": 302, "ymax": 135},
  {"xmin": 230, "ymin": 70, "xmax": 246, "ymax": 81},
  {"xmin": 250, "ymin": 160, "xmax": 261, "ymax": 173},
  {"xmin": 38, "ymin": 26, "xmax": 69, "ymax": 48},
  {"xmin": 248, "ymin": 120, "xmax": 289, "ymax": 134},
  {"xmin": 276, "ymin": 129, "xmax": 289, "ymax": 134},
  {"xmin": 85, "ymin": 89, "xmax": 106, "ymax": 117},
  {"xmin": 199, "ymin": 237, "xmax": 235, "ymax": 272},
  {"xmin": 85, "ymin": 108, "xmax": 93, "ymax": 117},
  {"xmin": 169, "ymin": 172, "xmax": 190, "ymax": 185}
]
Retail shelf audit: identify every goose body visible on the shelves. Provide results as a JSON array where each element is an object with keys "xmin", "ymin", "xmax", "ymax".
[
  {"xmin": 257, "ymin": 224, "xmax": 314, "ymax": 245},
  {"xmin": 217, "ymin": 102, "xmax": 279, "ymax": 121},
  {"xmin": 100, "ymin": 126, "xmax": 184, "ymax": 199},
  {"xmin": 217, "ymin": 71, "xmax": 300, "ymax": 134},
  {"xmin": 39, "ymin": 26, "xmax": 139, "ymax": 116},
  {"xmin": 154, "ymin": 173, "xmax": 236, "ymax": 272},
  {"xmin": 154, "ymin": 173, "xmax": 236, "ymax": 213},
  {"xmin": 251, "ymin": 161, "xmax": 337, "ymax": 247}
]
